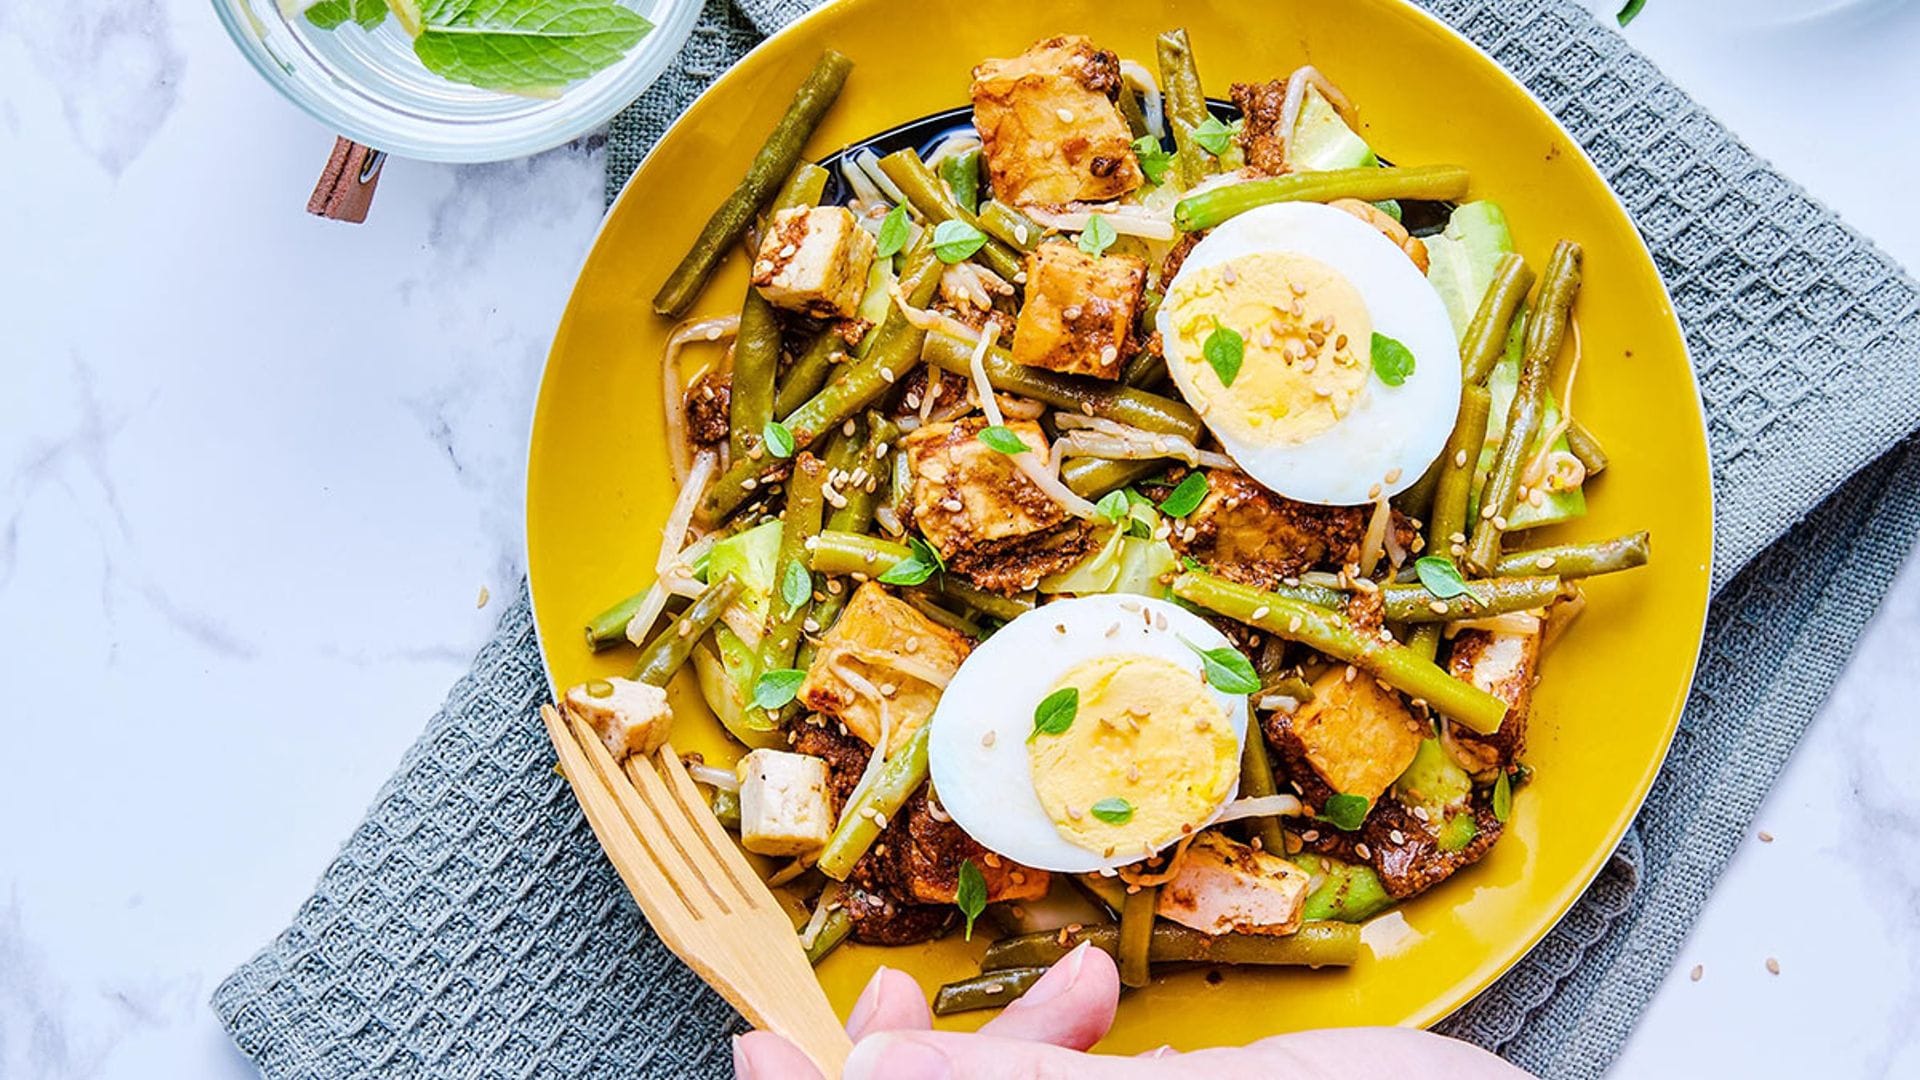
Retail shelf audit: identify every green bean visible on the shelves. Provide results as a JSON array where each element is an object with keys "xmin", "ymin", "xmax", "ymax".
[
  {"xmin": 1118, "ymin": 884, "xmax": 1157, "ymax": 989},
  {"xmin": 1074, "ymin": 872, "xmax": 1126, "ymax": 915},
  {"xmin": 933, "ymin": 968, "xmax": 1049, "ymax": 1015},
  {"xmin": 921, "ymin": 331, "xmax": 1203, "ymax": 442},
  {"xmin": 1394, "ymin": 461, "xmax": 1441, "ymax": 528},
  {"xmin": 817, "ymin": 726, "xmax": 930, "ymax": 880},
  {"xmin": 774, "ymin": 332, "xmax": 850, "ymax": 420},
  {"xmin": 1495, "ymin": 532, "xmax": 1649, "ymax": 579},
  {"xmin": 727, "ymin": 166, "xmax": 829, "ymax": 463},
  {"xmin": 978, "ymin": 200, "xmax": 1043, "ymax": 253},
  {"xmin": 876, "ymin": 149, "xmax": 1024, "ymax": 280},
  {"xmin": 1461, "ymin": 254, "xmax": 1536, "ymax": 386},
  {"xmin": 632, "ymin": 578, "xmax": 740, "ymax": 685},
  {"xmin": 1467, "ymin": 240, "xmax": 1583, "ymax": 573},
  {"xmin": 902, "ymin": 592, "xmax": 986, "ymax": 639},
  {"xmin": 1121, "ymin": 351, "xmax": 1168, "ymax": 389},
  {"xmin": 1061, "ymin": 457, "xmax": 1164, "ymax": 499},
  {"xmin": 710, "ymin": 787, "xmax": 741, "ymax": 830},
  {"xmin": 823, "ymin": 422, "xmax": 879, "ymax": 536},
  {"xmin": 938, "ymin": 149, "xmax": 981, "ymax": 214},
  {"xmin": 761, "ymin": 453, "xmax": 826, "ymax": 672},
  {"xmin": 1408, "ymin": 384, "xmax": 1494, "ymax": 661},
  {"xmin": 1261, "ymin": 674, "xmax": 1315, "ymax": 702},
  {"xmin": 1566, "ymin": 418, "xmax": 1610, "ymax": 476},
  {"xmin": 1116, "ymin": 79, "xmax": 1151, "ymax": 138},
  {"xmin": 585, "ymin": 588, "xmax": 652, "ymax": 651},
  {"xmin": 653, "ymin": 51, "xmax": 853, "ymax": 318},
  {"xmin": 982, "ymin": 920, "xmax": 1362, "ymax": 971},
  {"xmin": 1381, "ymin": 575, "xmax": 1562, "ymax": 623},
  {"xmin": 808, "ymin": 530, "xmax": 1035, "ymax": 622},
  {"xmin": 804, "ymin": 896, "xmax": 852, "ymax": 966},
  {"xmin": 1171, "ymin": 571, "xmax": 1508, "ymax": 734},
  {"xmin": 1238, "ymin": 727, "xmax": 1290, "ymax": 857},
  {"xmin": 1155, "ymin": 29, "xmax": 1213, "ymax": 188},
  {"xmin": 1174, "ymin": 165, "xmax": 1472, "ymax": 232},
  {"xmin": 701, "ymin": 240, "xmax": 943, "ymax": 523}
]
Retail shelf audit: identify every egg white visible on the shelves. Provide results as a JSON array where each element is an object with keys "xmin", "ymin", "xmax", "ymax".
[
  {"xmin": 1158, "ymin": 201, "xmax": 1462, "ymax": 506},
  {"xmin": 927, "ymin": 594, "xmax": 1250, "ymax": 874}
]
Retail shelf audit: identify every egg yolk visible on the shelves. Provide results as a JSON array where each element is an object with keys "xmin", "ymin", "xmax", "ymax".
[
  {"xmin": 1028, "ymin": 654, "xmax": 1239, "ymax": 859},
  {"xmin": 1167, "ymin": 251, "xmax": 1374, "ymax": 447}
]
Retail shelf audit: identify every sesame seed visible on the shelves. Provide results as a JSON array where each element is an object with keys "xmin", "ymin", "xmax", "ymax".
[
  {"xmin": 982, "ymin": 730, "xmax": 996, "ymax": 747},
  {"xmin": 1481, "ymin": 505, "xmax": 1496, "ymax": 519},
  {"xmin": 1055, "ymin": 623, "xmax": 1067, "ymax": 634},
  {"xmin": 1493, "ymin": 515, "xmax": 1509, "ymax": 529},
  {"xmin": 1411, "ymin": 806, "xmax": 1430, "ymax": 822},
  {"xmin": 1449, "ymin": 532, "xmax": 1467, "ymax": 544},
  {"xmin": 1536, "ymin": 555, "xmax": 1556, "ymax": 570},
  {"xmin": 1758, "ymin": 830, "xmax": 1774, "ymax": 843},
  {"xmin": 880, "ymin": 367, "xmax": 896, "ymax": 383},
  {"xmin": 1766, "ymin": 957, "xmax": 1781, "ymax": 975},
  {"xmin": 1389, "ymin": 829, "xmax": 1406, "ymax": 845},
  {"xmin": 1302, "ymin": 829, "xmax": 1320, "ymax": 842},
  {"xmin": 1368, "ymin": 483, "xmax": 1383, "ymax": 500},
  {"xmin": 1251, "ymin": 605, "xmax": 1271, "ymax": 621},
  {"xmin": 1690, "ymin": 965, "xmax": 1704, "ymax": 982},
  {"xmin": 1355, "ymin": 843, "xmax": 1372, "ymax": 860},
  {"xmin": 1056, "ymin": 107, "xmax": 1075, "ymax": 122},
  {"xmin": 1345, "ymin": 665, "xmax": 1358, "ymax": 682},
  {"xmin": 1385, "ymin": 468, "xmax": 1403, "ymax": 484},
  {"xmin": 842, "ymin": 419, "xmax": 857, "ymax": 436},
  {"xmin": 1288, "ymin": 615, "xmax": 1303, "ymax": 633},
  {"xmin": 1221, "ymin": 265, "xmax": 1238, "ymax": 285},
  {"xmin": 1014, "ymin": 224, "xmax": 1030, "ymax": 245}
]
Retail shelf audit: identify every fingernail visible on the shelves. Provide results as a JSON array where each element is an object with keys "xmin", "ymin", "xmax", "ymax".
[
  {"xmin": 730, "ymin": 1034, "xmax": 754, "ymax": 1079},
  {"xmin": 844, "ymin": 1033, "xmax": 953, "ymax": 1080},
  {"xmin": 1014, "ymin": 940, "xmax": 1091, "ymax": 1008},
  {"xmin": 845, "ymin": 965, "xmax": 894, "ymax": 1041}
]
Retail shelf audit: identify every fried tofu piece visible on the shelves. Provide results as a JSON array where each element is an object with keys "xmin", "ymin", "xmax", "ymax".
[
  {"xmin": 1363, "ymin": 798, "xmax": 1503, "ymax": 899},
  {"xmin": 970, "ymin": 36, "xmax": 1143, "ymax": 207},
  {"xmin": 1443, "ymin": 620, "xmax": 1542, "ymax": 779},
  {"xmin": 894, "ymin": 794, "xmax": 1049, "ymax": 904},
  {"xmin": 1281, "ymin": 666, "xmax": 1426, "ymax": 803},
  {"xmin": 564, "ymin": 677, "xmax": 672, "ymax": 760},
  {"xmin": 1010, "ymin": 242, "xmax": 1147, "ymax": 379},
  {"xmin": 736, "ymin": 749, "xmax": 833, "ymax": 858},
  {"xmin": 750, "ymin": 206, "xmax": 876, "ymax": 319},
  {"xmin": 797, "ymin": 582, "xmax": 972, "ymax": 752},
  {"xmin": 903, "ymin": 417, "xmax": 1065, "ymax": 563},
  {"xmin": 1171, "ymin": 471, "xmax": 1368, "ymax": 588},
  {"xmin": 1230, "ymin": 80, "xmax": 1291, "ymax": 176},
  {"xmin": 684, "ymin": 370, "xmax": 730, "ymax": 446},
  {"xmin": 1157, "ymin": 832, "xmax": 1313, "ymax": 936}
]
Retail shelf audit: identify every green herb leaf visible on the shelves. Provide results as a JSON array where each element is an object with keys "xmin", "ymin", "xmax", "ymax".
[
  {"xmin": 875, "ymin": 203, "xmax": 911, "ymax": 258},
  {"xmin": 410, "ymin": 0, "xmax": 653, "ymax": 95},
  {"xmin": 931, "ymin": 219, "xmax": 988, "ymax": 264},
  {"xmin": 1132, "ymin": 135, "xmax": 1173, "ymax": 185},
  {"xmin": 878, "ymin": 544, "xmax": 936, "ymax": 586},
  {"xmin": 1077, "ymin": 214, "xmax": 1117, "ymax": 257},
  {"xmin": 1317, "ymin": 793, "xmax": 1371, "ymax": 832},
  {"xmin": 1158, "ymin": 472, "xmax": 1209, "ymax": 518},
  {"xmin": 304, "ymin": 0, "xmax": 387, "ymax": 31},
  {"xmin": 1492, "ymin": 771, "xmax": 1513, "ymax": 823},
  {"xmin": 1031, "ymin": 686, "xmax": 1079, "ymax": 740},
  {"xmin": 752, "ymin": 668, "xmax": 806, "ymax": 710},
  {"xmin": 1094, "ymin": 489, "xmax": 1131, "ymax": 522},
  {"xmin": 1616, "ymin": 0, "xmax": 1646, "ymax": 26},
  {"xmin": 912, "ymin": 535, "xmax": 946, "ymax": 573},
  {"xmin": 1191, "ymin": 115, "xmax": 1235, "ymax": 158},
  {"xmin": 976, "ymin": 424, "xmax": 1030, "ymax": 456},
  {"xmin": 1090, "ymin": 797, "xmax": 1135, "ymax": 825},
  {"xmin": 939, "ymin": 152, "xmax": 980, "ymax": 214},
  {"xmin": 1370, "ymin": 332, "xmax": 1416, "ymax": 387},
  {"xmin": 762, "ymin": 420, "xmax": 796, "ymax": 459},
  {"xmin": 956, "ymin": 859, "xmax": 987, "ymax": 939},
  {"xmin": 1414, "ymin": 556, "xmax": 1487, "ymax": 605},
  {"xmin": 1181, "ymin": 636, "xmax": 1260, "ymax": 695},
  {"xmin": 1180, "ymin": 554, "xmax": 1206, "ymax": 573},
  {"xmin": 780, "ymin": 560, "xmax": 811, "ymax": 610},
  {"xmin": 1203, "ymin": 322, "xmax": 1244, "ymax": 387}
]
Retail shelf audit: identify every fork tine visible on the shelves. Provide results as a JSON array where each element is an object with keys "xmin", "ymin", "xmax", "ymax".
[
  {"xmin": 560, "ymin": 707, "xmax": 718, "ymax": 920},
  {"xmin": 622, "ymin": 752, "xmax": 748, "ymax": 913},
  {"xmin": 540, "ymin": 706, "xmax": 687, "ymax": 921},
  {"xmin": 657, "ymin": 743, "xmax": 776, "ymax": 908}
]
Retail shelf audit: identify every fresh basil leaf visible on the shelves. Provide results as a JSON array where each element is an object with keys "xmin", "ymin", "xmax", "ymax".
[
  {"xmin": 1191, "ymin": 115, "xmax": 1234, "ymax": 158},
  {"xmin": 1616, "ymin": 0, "xmax": 1646, "ymax": 26},
  {"xmin": 939, "ymin": 152, "xmax": 980, "ymax": 214},
  {"xmin": 1414, "ymin": 555, "xmax": 1487, "ymax": 605},
  {"xmin": 1317, "ymin": 793, "xmax": 1371, "ymax": 832},
  {"xmin": 411, "ymin": 0, "xmax": 653, "ymax": 95},
  {"xmin": 1077, "ymin": 213, "xmax": 1117, "ymax": 257},
  {"xmin": 956, "ymin": 858, "xmax": 987, "ymax": 940},
  {"xmin": 752, "ymin": 668, "xmax": 806, "ymax": 710},
  {"xmin": 976, "ymin": 424, "xmax": 1029, "ymax": 456},
  {"xmin": 875, "ymin": 203, "xmax": 911, "ymax": 258},
  {"xmin": 1181, "ymin": 636, "xmax": 1260, "ymax": 695},
  {"xmin": 912, "ymin": 535, "xmax": 947, "ymax": 574},
  {"xmin": 761, "ymin": 420, "xmax": 796, "ymax": 459},
  {"xmin": 1158, "ymin": 472, "xmax": 1209, "ymax": 518},
  {"xmin": 1203, "ymin": 322, "xmax": 1244, "ymax": 387},
  {"xmin": 1371, "ymin": 332, "xmax": 1416, "ymax": 387},
  {"xmin": 878, "ymin": 549, "xmax": 935, "ymax": 586},
  {"xmin": 1132, "ymin": 135, "xmax": 1172, "ymax": 185},
  {"xmin": 1180, "ymin": 554, "xmax": 1206, "ymax": 573},
  {"xmin": 305, "ymin": 0, "xmax": 387, "ymax": 30},
  {"xmin": 1493, "ymin": 770, "xmax": 1513, "ymax": 823},
  {"xmin": 1090, "ymin": 797, "xmax": 1135, "ymax": 824},
  {"xmin": 1031, "ymin": 687, "xmax": 1078, "ymax": 740},
  {"xmin": 1094, "ymin": 489, "xmax": 1131, "ymax": 522},
  {"xmin": 931, "ymin": 219, "xmax": 987, "ymax": 264},
  {"xmin": 780, "ymin": 560, "xmax": 811, "ymax": 611}
]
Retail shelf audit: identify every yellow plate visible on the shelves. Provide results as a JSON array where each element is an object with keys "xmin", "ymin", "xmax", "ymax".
[{"xmin": 528, "ymin": 0, "xmax": 1712, "ymax": 1051}]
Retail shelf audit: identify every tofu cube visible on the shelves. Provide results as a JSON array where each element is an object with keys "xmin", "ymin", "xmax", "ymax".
[
  {"xmin": 564, "ymin": 677, "xmax": 673, "ymax": 760},
  {"xmin": 971, "ymin": 36, "xmax": 1144, "ymax": 206},
  {"xmin": 1010, "ymin": 243, "xmax": 1146, "ymax": 379},
  {"xmin": 1156, "ymin": 832, "xmax": 1313, "ymax": 936},
  {"xmin": 1173, "ymin": 471, "xmax": 1368, "ymax": 590},
  {"xmin": 798, "ymin": 582, "xmax": 973, "ymax": 751},
  {"xmin": 736, "ymin": 749, "xmax": 833, "ymax": 857},
  {"xmin": 1287, "ymin": 666, "xmax": 1426, "ymax": 802},
  {"xmin": 1443, "ymin": 620, "xmax": 1541, "ymax": 778},
  {"xmin": 750, "ymin": 206, "xmax": 876, "ymax": 319},
  {"xmin": 897, "ymin": 798, "xmax": 1051, "ymax": 904},
  {"xmin": 903, "ymin": 417, "xmax": 1065, "ymax": 561}
]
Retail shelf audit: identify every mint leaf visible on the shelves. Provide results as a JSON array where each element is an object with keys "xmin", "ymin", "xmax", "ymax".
[
  {"xmin": 1191, "ymin": 115, "xmax": 1234, "ymax": 158},
  {"xmin": 1493, "ymin": 771, "xmax": 1513, "ymax": 824},
  {"xmin": 1158, "ymin": 472, "xmax": 1209, "ymax": 518},
  {"xmin": 753, "ymin": 668, "xmax": 806, "ymax": 710},
  {"xmin": 1031, "ymin": 687, "xmax": 1078, "ymax": 740},
  {"xmin": 939, "ymin": 153, "xmax": 980, "ymax": 214},
  {"xmin": 1090, "ymin": 797, "xmax": 1134, "ymax": 825},
  {"xmin": 976, "ymin": 424, "xmax": 1029, "ymax": 456},
  {"xmin": 411, "ymin": 0, "xmax": 653, "ymax": 95},
  {"xmin": 1180, "ymin": 554, "xmax": 1206, "ymax": 573},
  {"xmin": 1203, "ymin": 322, "xmax": 1244, "ymax": 387},
  {"xmin": 1181, "ymin": 636, "xmax": 1259, "ymax": 695},
  {"xmin": 875, "ymin": 203, "xmax": 910, "ymax": 258},
  {"xmin": 305, "ymin": 0, "xmax": 387, "ymax": 30},
  {"xmin": 1077, "ymin": 214, "xmax": 1117, "ymax": 257},
  {"xmin": 780, "ymin": 560, "xmax": 811, "ymax": 611},
  {"xmin": 1132, "ymin": 135, "xmax": 1172, "ymax": 185},
  {"xmin": 1094, "ymin": 489, "xmax": 1130, "ymax": 522},
  {"xmin": 878, "ymin": 536, "xmax": 943, "ymax": 586},
  {"xmin": 762, "ymin": 420, "xmax": 795, "ymax": 458},
  {"xmin": 1371, "ymin": 332, "xmax": 1416, "ymax": 387},
  {"xmin": 1414, "ymin": 556, "xmax": 1486, "ymax": 605},
  {"xmin": 1317, "ymin": 793, "xmax": 1370, "ymax": 832},
  {"xmin": 956, "ymin": 859, "xmax": 987, "ymax": 939},
  {"xmin": 931, "ymin": 219, "xmax": 987, "ymax": 264}
]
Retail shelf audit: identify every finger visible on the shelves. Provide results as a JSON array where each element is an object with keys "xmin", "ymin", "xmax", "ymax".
[
  {"xmin": 1233, "ymin": 1027, "xmax": 1533, "ymax": 1077},
  {"xmin": 732, "ymin": 1031, "xmax": 822, "ymax": 1080},
  {"xmin": 843, "ymin": 1030, "xmax": 1185, "ymax": 1080},
  {"xmin": 846, "ymin": 965, "xmax": 934, "ymax": 1041},
  {"xmin": 977, "ymin": 941, "xmax": 1120, "ymax": 1050}
]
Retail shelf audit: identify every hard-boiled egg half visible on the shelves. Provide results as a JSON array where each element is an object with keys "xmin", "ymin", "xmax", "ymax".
[
  {"xmin": 1157, "ymin": 202, "xmax": 1462, "ymax": 506},
  {"xmin": 927, "ymin": 594, "xmax": 1250, "ymax": 873}
]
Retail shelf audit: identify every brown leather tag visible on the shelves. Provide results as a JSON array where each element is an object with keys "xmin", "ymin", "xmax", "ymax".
[{"xmin": 307, "ymin": 137, "xmax": 386, "ymax": 224}]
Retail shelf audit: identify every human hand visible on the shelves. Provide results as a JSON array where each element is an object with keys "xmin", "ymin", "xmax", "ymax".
[{"xmin": 732, "ymin": 942, "xmax": 1532, "ymax": 1079}]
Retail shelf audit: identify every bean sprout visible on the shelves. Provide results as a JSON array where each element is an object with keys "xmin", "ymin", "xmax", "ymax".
[
  {"xmin": 1278, "ymin": 66, "xmax": 1358, "ymax": 167},
  {"xmin": 686, "ymin": 761, "xmax": 740, "ymax": 792},
  {"xmin": 1024, "ymin": 202, "xmax": 1175, "ymax": 241},
  {"xmin": 661, "ymin": 316, "xmax": 739, "ymax": 484},
  {"xmin": 1119, "ymin": 60, "xmax": 1165, "ymax": 140}
]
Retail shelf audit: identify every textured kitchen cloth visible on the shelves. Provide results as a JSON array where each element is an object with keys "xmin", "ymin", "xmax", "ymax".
[{"xmin": 213, "ymin": 0, "xmax": 1920, "ymax": 1077}]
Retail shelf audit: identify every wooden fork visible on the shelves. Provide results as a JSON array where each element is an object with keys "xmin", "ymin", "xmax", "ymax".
[{"xmin": 541, "ymin": 704, "xmax": 853, "ymax": 1075}]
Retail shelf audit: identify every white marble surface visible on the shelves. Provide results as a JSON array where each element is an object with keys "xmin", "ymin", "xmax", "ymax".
[{"xmin": 0, "ymin": 0, "xmax": 1916, "ymax": 1076}]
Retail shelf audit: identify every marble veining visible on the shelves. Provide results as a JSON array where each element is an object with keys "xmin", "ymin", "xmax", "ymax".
[{"xmin": 0, "ymin": 0, "xmax": 185, "ymax": 177}]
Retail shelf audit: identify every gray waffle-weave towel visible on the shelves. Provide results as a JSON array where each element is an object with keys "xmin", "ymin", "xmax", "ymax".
[{"xmin": 213, "ymin": 0, "xmax": 1920, "ymax": 1076}]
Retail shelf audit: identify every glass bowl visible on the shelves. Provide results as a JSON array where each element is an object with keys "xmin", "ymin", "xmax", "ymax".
[{"xmin": 212, "ymin": 0, "xmax": 703, "ymax": 162}]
